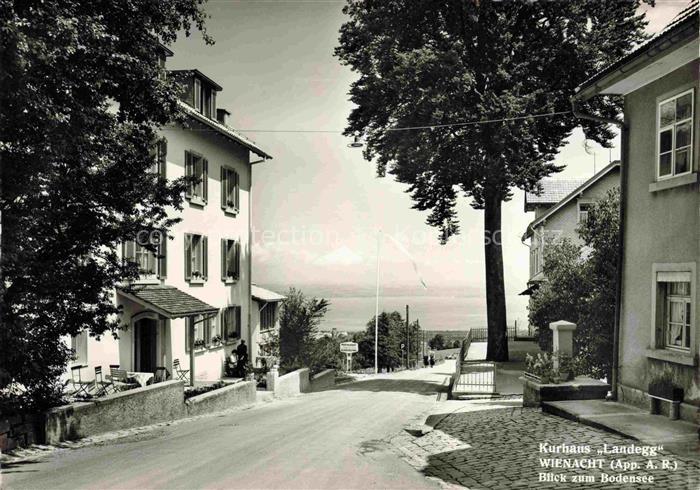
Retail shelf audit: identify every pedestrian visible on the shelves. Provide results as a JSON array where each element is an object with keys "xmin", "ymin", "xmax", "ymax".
[
  {"xmin": 236, "ymin": 340, "xmax": 249, "ymax": 377},
  {"xmin": 423, "ymin": 355, "xmax": 429, "ymax": 367},
  {"xmin": 429, "ymin": 355, "xmax": 435, "ymax": 367}
]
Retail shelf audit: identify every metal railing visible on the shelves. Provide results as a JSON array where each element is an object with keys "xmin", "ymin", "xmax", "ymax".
[
  {"xmin": 468, "ymin": 326, "xmax": 517, "ymax": 341},
  {"xmin": 451, "ymin": 329, "xmax": 497, "ymax": 396}
]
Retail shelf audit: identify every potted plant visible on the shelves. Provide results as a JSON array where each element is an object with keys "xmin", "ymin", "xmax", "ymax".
[
  {"xmin": 211, "ymin": 335, "xmax": 222, "ymax": 345},
  {"xmin": 525, "ymin": 352, "xmax": 554, "ymax": 384},
  {"xmin": 558, "ymin": 354, "xmax": 575, "ymax": 382},
  {"xmin": 192, "ymin": 270, "xmax": 202, "ymax": 279},
  {"xmin": 193, "ymin": 339, "xmax": 206, "ymax": 349}
]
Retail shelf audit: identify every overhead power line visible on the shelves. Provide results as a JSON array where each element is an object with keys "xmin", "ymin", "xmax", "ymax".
[{"xmin": 165, "ymin": 109, "xmax": 573, "ymax": 135}]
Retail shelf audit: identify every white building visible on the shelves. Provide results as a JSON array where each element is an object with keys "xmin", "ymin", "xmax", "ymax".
[{"xmin": 70, "ymin": 55, "xmax": 274, "ymax": 384}]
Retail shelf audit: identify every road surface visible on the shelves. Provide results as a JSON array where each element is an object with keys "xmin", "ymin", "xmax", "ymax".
[{"xmin": 1, "ymin": 365, "xmax": 453, "ymax": 489}]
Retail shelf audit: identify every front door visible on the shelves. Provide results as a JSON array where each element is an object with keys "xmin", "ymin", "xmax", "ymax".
[{"xmin": 135, "ymin": 318, "xmax": 158, "ymax": 373}]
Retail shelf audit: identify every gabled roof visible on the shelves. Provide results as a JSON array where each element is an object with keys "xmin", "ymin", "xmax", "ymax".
[
  {"xmin": 525, "ymin": 179, "xmax": 587, "ymax": 212},
  {"xmin": 118, "ymin": 285, "xmax": 218, "ymax": 318},
  {"xmin": 523, "ymin": 161, "xmax": 620, "ymax": 239},
  {"xmin": 252, "ymin": 285, "xmax": 286, "ymax": 303},
  {"xmin": 169, "ymin": 69, "xmax": 223, "ymax": 91},
  {"xmin": 576, "ymin": 1, "xmax": 699, "ymax": 98},
  {"xmin": 178, "ymin": 101, "xmax": 273, "ymax": 161}
]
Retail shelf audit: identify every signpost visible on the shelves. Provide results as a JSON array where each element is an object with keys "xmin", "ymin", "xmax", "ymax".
[{"xmin": 340, "ymin": 342, "xmax": 359, "ymax": 372}]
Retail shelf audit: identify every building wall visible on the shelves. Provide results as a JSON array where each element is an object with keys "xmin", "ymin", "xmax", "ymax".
[
  {"xmin": 74, "ymin": 121, "xmax": 253, "ymax": 382},
  {"xmin": 250, "ymin": 299, "xmax": 281, "ymax": 366},
  {"xmin": 528, "ymin": 168, "xmax": 620, "ymax": 279},
  {"xmin": 618, "ymin": 62, "xmax": 700, "ymax": 414}
]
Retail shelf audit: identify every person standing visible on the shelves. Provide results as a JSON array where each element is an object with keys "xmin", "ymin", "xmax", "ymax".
[{"xmin": 236, "ymin": 340, "xmax": 249, "ymax": 377}]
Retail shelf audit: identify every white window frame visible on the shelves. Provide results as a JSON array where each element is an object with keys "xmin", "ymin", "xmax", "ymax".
[
  {"xmin": 221, "ymin": 238, "xmax": 240, "ymax": 282},
  {"xmin": 184, "ymin": 233, "xmax": 208, "ymax": 283},
  {"xmin": 221, "ymin": 166, "xmax": 240, "ymax": 214},
  {"xmin": 194, "ymin": 78, "xmax": 202, "ymax": 112},
  {"xmin": 656, "ymin": 89, "xmax": 694, "ymax": 181},
  {"xmin": 665, "ymin": 283, "xmax": 691, "ymax": 351},
  {"xmin": 649, "ymin": 263, "xmax": 697, "ymax": 366},
  {"xmin": 577, "ymin": 201, "xmax": 593, "ymax": 224}
]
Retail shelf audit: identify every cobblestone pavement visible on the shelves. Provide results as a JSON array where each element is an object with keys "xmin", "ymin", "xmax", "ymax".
[{"xmin": 390, "ymin": 404, "xmax": 700, "ymax": 490}]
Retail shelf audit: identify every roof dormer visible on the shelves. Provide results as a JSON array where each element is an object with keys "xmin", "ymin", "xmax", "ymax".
[{"xmin": 170, "ymin": 69, "xmax": 222, "ymax": 120}]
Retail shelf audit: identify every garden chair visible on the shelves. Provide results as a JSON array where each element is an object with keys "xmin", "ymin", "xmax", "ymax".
[
  {"xmin": 110, "ymin": 367, "xmax": 137, "ymax": 392},
  {"xmin": 70, "ymin": 365, "xmax": 93, "ymax": 399},
  {"xmin": 93, "ymin": 366, "xmax": 113, "ymax": 397},
  {"xmin": 173, "ymin": 359, "xmax": 189, "ymax": 383},
  {"xmin": 154, "ymin": 366, "xmax": 170, "ymax": 383}
]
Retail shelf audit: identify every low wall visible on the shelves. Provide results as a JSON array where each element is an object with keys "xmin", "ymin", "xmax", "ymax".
[
  {"xmin": 44, "ymin": 380, "xmax": 185, "ymax": 444},
  {"xmin": 522, "ymin": 377, "xmax": 610, "ymax": 408},
  {"xmin": 274, "ymin": 368, "xmax": 310, "ymax": 398},
  {"xmin": 0, "ymin": 413, "xmax": 42, "ymax": 451},
  {"xmin": 310, "ymin": 369, "xmax": 336, "ymax": 392},
  {"xmin": 185, "ymin": 381, "xmax": 256, "ymax": 417}
]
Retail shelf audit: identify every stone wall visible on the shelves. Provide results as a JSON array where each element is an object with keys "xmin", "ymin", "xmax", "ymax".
[
  {"xmin": 273, "ymin": 368, "xmax": 310, "ymax": 398},
  {"xmin": 0, "ymin": 414, "xmax": 41, "ymax": 452},
  {"xmin": 309, "ymin": 369, "xmax": 335, "ymax": 392},
  {"xmin": 44, "ymin": 380, "xmax": 186, "ymax": 445},
  {"xmin": 185, "ymin": 381, "xmax": 256, "ymax": 416}
]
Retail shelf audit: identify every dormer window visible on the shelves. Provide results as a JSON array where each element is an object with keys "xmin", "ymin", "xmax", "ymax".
[{"xmin": 193, "ymin": 77, "xmax": 216, "ymax": 118}]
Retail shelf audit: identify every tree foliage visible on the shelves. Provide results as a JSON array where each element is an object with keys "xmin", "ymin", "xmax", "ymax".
[
  {"xmin": 528, "ymin": 188, "xmax": 620, "ymax": 379},
  {"xmin": 278, "ymin": 288, "xmax": 330, "ymax": 372},
  {"xmin": 335, "ymin": 0, "xmax": 650, "ymax": 361},
  {"xmin": 0, "ymin": 0, "xmax": 211, "ymax": 412},
  {"xmin": 429, "ymin": 334, "xmax": 446, "ymax": 351}
]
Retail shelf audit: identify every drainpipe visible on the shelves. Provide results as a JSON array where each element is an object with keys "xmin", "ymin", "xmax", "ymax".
[{"xmin": 571, "ymin": 97, "xmax": 628, "ymax": 401}]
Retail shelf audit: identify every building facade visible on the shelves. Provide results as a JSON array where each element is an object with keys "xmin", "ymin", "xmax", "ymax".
[
  {"xmin": 574, "ymin": 3, "xmax": 699, "ymax": 421},
  {"xmin": 70, "ymin": 59, "xmax": 273, "ymax": 384},
  {"xmin": 521, "ymin": 163, "xmax": 620, "ymax": 295}
]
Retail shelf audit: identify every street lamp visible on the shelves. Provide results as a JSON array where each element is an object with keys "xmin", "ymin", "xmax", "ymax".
[{"xmin": 347, "ymin": 132, "xmax": 364, "ymax": 148}]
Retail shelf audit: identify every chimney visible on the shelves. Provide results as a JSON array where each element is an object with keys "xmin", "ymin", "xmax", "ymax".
[{"xmin": 216, "ymin": 108, "xmax": 231, "ymax": 126}]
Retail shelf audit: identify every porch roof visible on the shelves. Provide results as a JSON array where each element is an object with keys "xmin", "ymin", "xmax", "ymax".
[
  {"xmin": 118, "ymin": 285, "xmax": 218, "ymax": 319},
  {"xmin": 251, "ymin": 285, "xmax": 285, "ymax": 303}
]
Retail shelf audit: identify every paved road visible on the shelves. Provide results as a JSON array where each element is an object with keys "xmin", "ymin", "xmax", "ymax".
[{"xmin": 1, "ymin": 366, "xmax": 452, "ymax": 490}]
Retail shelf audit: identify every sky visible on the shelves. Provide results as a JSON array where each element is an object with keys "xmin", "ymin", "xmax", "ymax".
[{"xmin": 168, "ymin": 0, "xmax": 692, "ymax": 308}]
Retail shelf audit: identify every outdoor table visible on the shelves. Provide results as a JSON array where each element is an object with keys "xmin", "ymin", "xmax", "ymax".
[{"xmin": 127, "ymin": 371, "xmax": 154, "ymax": 388}]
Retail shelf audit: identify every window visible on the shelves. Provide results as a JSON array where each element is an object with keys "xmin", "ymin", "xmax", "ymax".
[
  {"xmin": 220, "ymin": 167, "xmax": 240, "ymax": 213},
  {"xmin": 185, "ymin": 151, "xmax": 208, "ymax": 204},
  {"xmin": 532, "ymin": 230, "xmax": 561, "ymax": 276},
  {"xmin": 185, "ymin": 315, "xmax": 218, "ymax": 351},
  {"xmin": 71, "ymin": 331, "xmax": 88, "ymax": 365},
  {"xmin": 578, "ymin": 202, "xmax": 592, "ymax": 224},
  {"xmin": 222, "ymin": 306, "xmax": 242, "ymax": 341},
  {"xmin": 260, "ymin": 303, "xmax": 276, "ymax": 331},
  {"xmin": 658, "ymin": 90, "xmax": 694, "ymax": 179},
  {"xmin": 221, "ymin": 239, "xmax": 241, "ymax": 281},
  {"xmin": 122, "ymin": 234, "xmax": 167, "ymax": 281},
  {"xmin": 184, "ymin": 233, "xmax": 208, "ymax": 282},
  {"xmin": 662, "ymin": 280, "xmax": 692, "ymax": 351},
  {"xmin": 194, "ymin": 78, "xmax": 202, "ymax": 112},
  {"xmin": 153, "ymin": 138, "xmax": 167, "ymax": 179},
  {"xmin": 192, "ymin": 77, "xmax": 216, "ymax": 118}
]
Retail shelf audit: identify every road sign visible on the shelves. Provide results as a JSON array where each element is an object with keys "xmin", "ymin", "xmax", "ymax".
[{"xmin": 340, "ymin": 342, "xmax": 358, "ymax": 353}]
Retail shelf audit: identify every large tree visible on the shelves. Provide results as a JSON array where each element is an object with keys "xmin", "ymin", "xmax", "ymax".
[
  {"xmin": 278, "ymin": 288, "xmax": 330, "ymax": 372},
  {"xmin": 335, "ymin": 0, "xmax": 649, "ymax": 361},
  {"xmin": 0, "ymin": 0, "xmax": 210, "ymax": 411}
]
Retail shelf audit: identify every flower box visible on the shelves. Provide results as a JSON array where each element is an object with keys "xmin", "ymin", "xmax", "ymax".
[{"xmin": 648, "ymin": 381, "xmax": 683, "ymax": 402}]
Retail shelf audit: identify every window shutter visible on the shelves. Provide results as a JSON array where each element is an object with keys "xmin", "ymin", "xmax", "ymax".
[
  {"xmin": 158, "ymin": 138, "xmax": 167, "ymax": 179},
  {"xmin": 235, "ymin": 306, "xmax": 242, "ymax": 338},
  {"xmin": 185, "ymin": 152, "xmax": 193, "ymax": 198},
  {"xmin": 123, "ymin": 240, "xmax": 135, "ymax": 263},
  {"xmin": 234, "ymin": 170, "xmax": 240, "ymax": 210},
  {"xmin": 203, "ymin": 159, "xmax": 209, "ymax": 203},
  {"xmin": 184, "ymin": 233, "xmax": 192, "ymax": 280},
  {"xmin": 221, "ymin": 238, "xmax": 227, "ymax": 281},
  {"xmin": 234, "ymin": 240, "xmax": 241, "ymax": 280},
  {"xmin": 202, "ymin": 235, "xmax": 208, "ymax": 280},
  {"xmin": 221, "ymin": 167, "xmax": 227, "ymax": 209},
  {"xmin": 158, "ymin": 231, "xmax": 167, "ymax": 279}
]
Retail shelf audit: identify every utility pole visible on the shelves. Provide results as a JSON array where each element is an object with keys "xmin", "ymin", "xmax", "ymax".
[{"xmin": 405, "ymin": 304, "xmax": 410, "ymax": 369}]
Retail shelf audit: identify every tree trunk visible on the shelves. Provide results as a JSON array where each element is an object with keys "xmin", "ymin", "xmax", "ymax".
[{"xmin": 484, "ymin": 191, "xmax": 509, "ymax": 361}]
